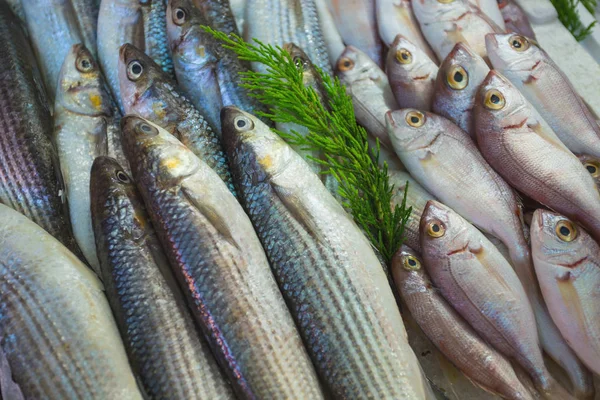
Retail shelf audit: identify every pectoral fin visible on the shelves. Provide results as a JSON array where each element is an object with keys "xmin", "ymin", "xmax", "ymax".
[{"xmin": 272, "ymin": 182, "xmax": 324, "ymax": 242}]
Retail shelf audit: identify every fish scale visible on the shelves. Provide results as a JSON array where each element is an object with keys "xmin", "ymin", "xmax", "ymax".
[
  {"xmin": 143, "ymin": 0, "xmax": 174, "ymax": 76},
  {"xmin": 0, "ymin": 2, "xmax": 79, "ymax": 255}
]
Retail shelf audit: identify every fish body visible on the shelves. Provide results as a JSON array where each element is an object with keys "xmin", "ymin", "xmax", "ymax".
[
  {"xmin": 386, "ymin": 35, "xmax": 438, "ymax": 111},
  {"xmin": 71, "ymin": 0, "xmax": 99, "ymax": 57},
  {"xmin": 376, "ymin": 0, "xmax": 437, "ymax": 62},
  {"xmin": 230, "ymin": 0, "xmax": 245, "ymax": 32},
  {"xmin": 0, "ymin": 203, "xmax": 142, "ymax": 399},
  {"xmin": 420, "ymin": 200, "xmax": 571, "ymax": 398},
  {"xmin": 325, "ymin": 0, "xmax": 384, "ymax": 66},
  {"xmin": 468, "ymin": 0, "xmax": 505, "ymax": 29},
  {"xmin": 221, "ymin": 106, "xmax": 431, "ymax": 399},
  {"xmin": 91, "ymin": 156, "xmax": 235, "ymax": 400},
  {"xmin": 118, "ymin": 43, "xmax": 235, "ymax": 193},
  {"xmin": 412, "ymin": 0, "xmax": 503, "ymax": 61},
  {"xmin": 336, "ymin": 46, "xmax": 398, "ymax": 149},
  {"xmin": 487, "ymin": 33, "xmax": 600, "ymax": 159},
  {"xmin": 498, "ymin": 0, "xmax": 536, "ymax": 39},
  {"xmin": 314, "ymin": 0, "xmax": 345, "ymax": 65},
  {"xmin": 531, "ymin": 210, "xmax": 600, "ymax": 376},
  {"xmin": 193, "ymin": 0, "xmax": 240, "ymax": 35},
  {"xmin": 0, "ymin": 3, "xmax": 79, "ymax": 254},
  {"xmin": 121, "ymin": 115, "xmax": 324, "ymax": 399},
  {"xmin": 244, "ymin": 0, "xmax": 332, "ymax": 76},
  {"xmin": 432, "ymin": 42, "xmax": 490, "ymax": 137},
  {"xmin": 54, "ymin": 44, "xmax": 110, "ymax": 273},
  {"xmin": 474, "ymin": 71, "xmax": 600, "ymax": 244},
  {"xmin": 393, "ymin": 246, "xmax": 534, "ymax": 400}
]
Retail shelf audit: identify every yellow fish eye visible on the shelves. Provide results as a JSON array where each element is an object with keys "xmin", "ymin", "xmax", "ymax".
[
  {"xmin": 395, "ymin": 48, "xmax": 412, "ymax": 65},
  {"xmin": 555, "ymin": 220, "xmax": 578, "ymax": 242},
  {"xmin": 484, "ymin": 89, "xmax": 506, "ymax": 110},
  {"xmin": 76, "ymin": 56, "xmax": 93, "ymax": 73},
  {"xmin": 405, "ymin": 111, "xmax": 425, "ymax": 128},
  {"xmin": 337, "ymin": 57, "xmax": 354, "ymax": 72},
  {"xmin": 438, "ymin": 0, "xmax": 455, "ymax": 4},
  {"xmin": 427, "ymin": 220, "xmax": 446, "ymax": 238},
  {"xmin": 446, "ymin": 65, "xmax": 468, "ymax": 90},
  {"xmin": 402, "ymin": 254, "xmax": 421, "ymax": 271},
  {"xmin": 584, "ymin": 161, "xmax": 600, "ymax": 178},
  {"xmin": 509, "ymin": 35, "xmax": 530, "ymax": 52}
]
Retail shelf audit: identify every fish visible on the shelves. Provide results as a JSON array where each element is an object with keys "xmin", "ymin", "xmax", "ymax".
[
  {"xmin": 0, "ymin": 344, "xmax": 24, "ymax": 400},
  {"xmin": 54, "ymin": 44, "xmax": 111, "ymax": 273},
  {"xmin": 192, "ymin": 0, "xmax": 240, "ymax": 35},
  {"xmin": 336, "ymin": 46, "xmax": 399, "ymax": 149},
  {"xmin": 420, "ymin": 200, "xmax": 573, "ymax": 399},
  {"xmin": 21, "ymin": 0, "xmax": 84, "ymax": 104},
  {"xmin": 497, "ymin": 0, "xmax": 536, "ymax": 39},
  {"xmin": 244, "ymin": 0, "xmax": 333, "ymax": 76},
  {"xmin": 531, "ymin": 210, "xmax": 600, "ymax": 376},
  {"xmin": 431, "ymin": 42, "xmax": 490, "ymax": 138},
  {"xmin": 121, "ymin": 115, "xmax": 324, "ymax": 399},
  {"xmin": 0, "ymin": 203, "xmax": 142, "ymax": 399},
  {"xmin": 118, "ymin": 43, "xmax": 235, "ymax": 194},
  {"xmin": 166, "ymin": 0, "xmax": 271, "ymax": 130},
  {"xmin": 486, "ymin": 33, "xmax": 600, "ymax": 159},
  {"xmin": 230, "ymin": 0, "xmax": 245, "ymax": 33},
  {"xmin": 90, "ymin": 156, "xmax": 235, "ymax": 400},
  {"xmin": 577, "ymin": 154, "xmax": 600, "ymax": 188},
  {"xmin": 388, "ymin": 169, "xmax": 436, "ymax": 253},
  {"xmin": 221, "ymin": 106, "xmax": 432, "ymax": 399},
  {"xmin": 98, "ymin": 0, "xmax": 174, "ymax": 112},
  {"xmin": 71, "ymin": 0, "xmax": 99, "ymax": 57},
  {"xmin": 468, "ymin": 0, "xmax": 505, "ymax": 29},
  {"xmin": 325, "ymin": 0, "xmax": 384, "ymax": 66},
  {"xmin": 314, "ymin": 0, "xmax": 345, "ymax": 66},
  {"xmin": 474, "ymin": 71, "xmax": 600, "ymax": 244},
  {"xmin": 376, "ymin": 0, "xmax": 438, "ymax": 63},
  {"xmin": 5, "ymin": 0, "xmax": 25, "ymax": 23},
  {"xmin": 392, "ymin": 245, "xmax": 534, "ymax": 400},
  {"xmin": 412, "ymin": 0, "xmax": 503, "ymax": 61},
  {"xmin": 386, "ymin": 35, "xmax": 438, "ymax": 111},
  {"xmin": 0, "ymin": 2, "xmax": 80, "ymax": 255}
]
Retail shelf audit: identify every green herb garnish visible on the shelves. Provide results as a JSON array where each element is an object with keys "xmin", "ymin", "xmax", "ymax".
[
  {"xmin": 551, "ymin": 0, "xmax": 596, "ymax": 41},
  {"xmin": 204, "ymin": 27, "xmax": 411, "ymax": 263}
]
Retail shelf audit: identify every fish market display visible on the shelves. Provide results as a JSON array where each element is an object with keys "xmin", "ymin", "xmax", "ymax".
[
  {"xmin": 245, "ymin": 0, "xmax": 332, "ymax": 76},
  {"xmin": 412, "ymin": 0, "xmax": 503, "ymax": 61},
  {"xmin": 497, "ymin": 0, "xmax": 536, "ymax": 39},
  {"xmin": 98, "ymin": 0, "xmax": 173, "ymax": 111},
  {"xmin": 337, "ymin": 46, "xmax": 398, "ymax": 149},
  {"xmin": 222, "ymin": 106, "xmax": 431, "ymax": 399},
  {"xmin": 118, "ymin": 43, "xmax": 235, "ymax": 193},
  {"xmin": 487, "ymin": 33, "xmax": 600, "ymax": 159},
  {"xmin": 0, "ymin": 2, "xmax": 80, "ymax": 254},
  {"xmin": 432, "ymin": 42, "xmax": 490, "ymax": 137},
  {"xmin": 54, "ymin": 44, "xmax": 109, "ymax": 273},
  {"xmin": 531, "ymin": 210, "xmax": 600, "ymax": 376},
  {"xmin": 376, "ymin": 0, "xmax": 437, "ymax": 62},
  {"xmin": 474, "ymin": 71, "xmax": 600, "ymax": 243},
  {"xmin": 91, "ymin": 156, "xmax": 234, "ymax": 399},
  {"xmin": 420, "ymin": 200, "xmax": 572, "ymax": 398},
  {"xmin": 393, "ymin": 246, "xmax": 534, "ymax": 400},
  {"xmin": 386, "ymin": 35, "xmax": 438, "ymax": 111},
  {"xmin": 0, "ymin": 203, "xmax": 142, "ymax": 399},
  {"xmin": 121, "ymin": 116, "xmax": 324, "ymax": 399}
]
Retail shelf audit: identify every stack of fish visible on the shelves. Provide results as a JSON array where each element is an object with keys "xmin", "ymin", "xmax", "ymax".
[{"xmin": 0, "ymin": 0, "xmax": 598, "ymax": 398}]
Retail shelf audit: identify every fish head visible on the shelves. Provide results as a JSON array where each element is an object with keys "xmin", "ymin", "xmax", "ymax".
[
  {"xmin": 386, "ymin": 109, "xmax": 445, "ymax": 154},
  {"xmin": 412, "ymin": 0, "xmax": 470, "ymax": 24},
  {"xmin": 336, "ymin": 46, "xmax": 383, "ymax": 86},
  {"xmin": 221, "ymin": 106, "xmax": 293, "ymax": 181},
  {"xmin": 435, "ymin": 43, "xmax": 489, "ymax": 104},
  {"xmin": 121, "ymin": 115, "xmax": 200, "ymax": 186},
  {"xmin": 486, "ymin": 33, "xmax": 540, "ymax": 72},
  {"xmin": 118, "ymin": 44, "xmax": 167, "ymax": 113},
  {"xmin": 531, "ymin": 209, "xmax": 594, "ymax": 273},
  {"xmin": 386, "ymin": 35, "xmax": 438, "ymax": 84},
  {"xmin": 420, "ymin": 200, "xmax": 474, "ymax": 260},
  {"xmin": 56, "ymin": 44, "xmax": 111, "ymax": 116},
  {"xmin": 283, "ymin": 43, "xmax": 322, "ymax": 90},
  {"xmin": 392, "ymin": 245, "xmax": 429, "ymax": 294},
  {"xmin": 577, "ymin": 154, "xmax": 600, "ymax": 184},
  {"xmin": 166, "ymin": 0, "xmax": 216, "ymax": 66}
]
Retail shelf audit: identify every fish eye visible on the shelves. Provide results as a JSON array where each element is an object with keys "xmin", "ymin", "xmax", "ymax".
[
  {"xmin": 395, "ymin": 48, "xmax": 412, "ymax": 65},
  {"xmin": 127, "ymin": 60, "xmax": 144, "ymax": 81},
  {"xmin": 584, "ymin": 162, "xmax": 600, "ymax": 177},
  {"xmin": 173, "ymin": 7, "xmax": 187, "ymax": 25},
  {"xmin": 555, "ymin": 220, "xmax": 578, "ymax": 242},
  {"xmin": 136, "ymin": 121, "xmax": 159, "ymax": 136},
  {"xmin": 76, "ymin": 56, "xmax": 94, "ymax": 73},
  {"xmin": 509, "ymin": 35, "xmax": 530, "ymax": 52},
  {"xmin": 116, "ymin": 170, "xmax": 130, "ymax": 183},
  {"xmin": 405, "ymin": 111, "xmax": 425, "ymax": 128},
  {"xmin": 427, "ymin": 220, "xmax": 446, "ymax": 238},
  {"xmin": 337, "ymin": 57, "xmax": 354, "ymax": 72},
  {"xmin": 446, "ymin": 65, "xmax": 468, "ymax": 90},
  {"xmin": 402, "ymin": 254, "xmax": 421, "ymax": 271},
  {"xmin": 234, "ymin": 116, "xmax": 253, "ymax": 132},
  {"xmin": 484, "ymin": 89, "xmax": 506, "ymax": 110}
]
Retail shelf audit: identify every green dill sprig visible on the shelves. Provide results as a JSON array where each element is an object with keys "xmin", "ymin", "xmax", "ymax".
[
  {"xmin": 204, "ymin": 27, "xmax": 411, "ymax": 263},
  {"xmin": 581, "ymin": 0, "xmax": 597, "ymax": 16},
  {"xmin": 550, "ymin": 0, "xmax": 596, "ymax": 41}
]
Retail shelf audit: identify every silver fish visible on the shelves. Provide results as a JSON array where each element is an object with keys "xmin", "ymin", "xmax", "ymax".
[
  {"xmin": 314, "ymin": 0, "xmax": 345, "ymax": 66},
  {"xmin": 0, "ymin": 203, "xmax": 142, "ymax": 399},
  {"xmin": 486, "ymin": 33, "xmax": 600, "ymax": 159},
  {"xmin": 497, "ymin": 0, "xmax": 536, "ymax": 39},
  {"xmin": 121, "ymin": 115, "xmax": 324, "ymax": 399},
  {"xmin": 432, "ymin": 42, "xmax": 490, "ymax": 138},
  {"xmin": 336, "ymin": 46, "xmax": 398, "ymax": 149},
  {"xmin": 386, "ymin": 35, "xmax": 438, "ymax": 111}
]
